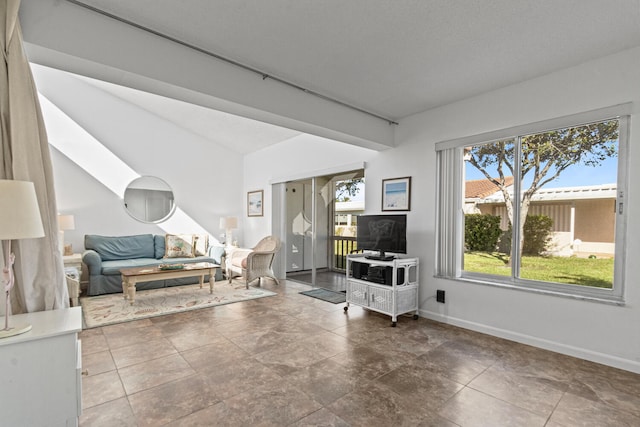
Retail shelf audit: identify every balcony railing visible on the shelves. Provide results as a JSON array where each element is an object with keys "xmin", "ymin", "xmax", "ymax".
[{"xmin": 332, "ymin": 236, "xmax": 357, "ymax": 271}]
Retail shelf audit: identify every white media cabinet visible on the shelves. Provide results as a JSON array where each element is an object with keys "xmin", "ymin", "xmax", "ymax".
[{"xmin": 345, "ymin": 254, "xmax": 419, "ymax": 326}]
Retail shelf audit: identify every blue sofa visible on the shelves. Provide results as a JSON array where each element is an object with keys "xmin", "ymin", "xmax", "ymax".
[{"xmin": 82, "ymin": 234, "xmax": 224, "ymax": 296}]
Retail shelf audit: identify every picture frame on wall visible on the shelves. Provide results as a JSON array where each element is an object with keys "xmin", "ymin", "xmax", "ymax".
[
  {"xmin": 247, "ymin": 190, "xmax": 264, "ymax": 217},
  {"xmin": 382, "ymin": 177, "xmax": 411, "ymax": 211}
]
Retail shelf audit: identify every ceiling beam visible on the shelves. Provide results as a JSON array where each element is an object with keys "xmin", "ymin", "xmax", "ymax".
[{"xmin": 19, "ymin": 0, "xmax": 396, "ymax": 150}]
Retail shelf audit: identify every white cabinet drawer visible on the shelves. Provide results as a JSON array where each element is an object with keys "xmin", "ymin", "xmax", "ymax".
[
  {"xmin": 369, "ymin": 286, "xmax": 393, "ymax": 312},
  {"xmin": 347, "ymin": 281, "xmax": 369, "ymax": 306}
]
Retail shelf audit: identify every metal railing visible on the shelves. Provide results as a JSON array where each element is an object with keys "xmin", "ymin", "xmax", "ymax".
[{"xmin": 332, "ymin": 236, "xmax": 357, "ymax": 271}]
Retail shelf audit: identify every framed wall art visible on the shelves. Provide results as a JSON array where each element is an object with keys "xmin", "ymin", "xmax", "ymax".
[
  {"xmin": 247, "ymin": 190, "xmax": 264, "ymax": 217},
  {"xmin": 381, "ymin": 177, "xmax": 411, "ymax": 211}
]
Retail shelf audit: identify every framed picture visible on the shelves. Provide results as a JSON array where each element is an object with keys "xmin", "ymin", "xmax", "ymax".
[
  {"xmin": 382, "ymin": 177, "xmax": 411, "ymax": 211},
  {"xmin": 247, "ymin": 190, "xmax": 264, "ymax": 217}
]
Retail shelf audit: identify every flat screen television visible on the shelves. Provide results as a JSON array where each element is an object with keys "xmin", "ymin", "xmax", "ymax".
[{"xmin": 356, "ymin": 214, "xmax": 407, "ymax": 261}]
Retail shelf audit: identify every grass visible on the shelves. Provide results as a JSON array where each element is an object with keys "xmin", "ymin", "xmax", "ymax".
[{"xmin": 464, "ymin": 251, "xmax": 614, "ymax": 288}]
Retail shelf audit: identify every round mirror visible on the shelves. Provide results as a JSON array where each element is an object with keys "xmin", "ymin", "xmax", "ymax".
[{"xmin": 123, "ymin": 176, "xmax": 176, "ymax": 223}]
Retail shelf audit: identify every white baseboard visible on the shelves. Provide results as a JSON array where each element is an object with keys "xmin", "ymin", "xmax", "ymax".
[{"xmin": 420, "ymin": 309, "xmax": 640, "ymax": 375}]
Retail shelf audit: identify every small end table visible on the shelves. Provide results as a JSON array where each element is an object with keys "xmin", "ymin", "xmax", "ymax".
[{"xmin": 63, "ymin": 253, "xmax": 83, "ymax": 306}]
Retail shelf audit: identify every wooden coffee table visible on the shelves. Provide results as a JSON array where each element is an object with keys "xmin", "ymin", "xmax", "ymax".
[{"xmin": 120, "ymin": 262, "xmax": 219, "ymax": 305}]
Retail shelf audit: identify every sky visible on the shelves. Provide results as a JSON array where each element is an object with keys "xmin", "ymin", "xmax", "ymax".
[
  {"xmin": 339, "ymin": 138, "xmax": 619, "ymax": 204},
  {"xmin": 465, "ymin": 153, "xmax": 618, "ymax": 188}
]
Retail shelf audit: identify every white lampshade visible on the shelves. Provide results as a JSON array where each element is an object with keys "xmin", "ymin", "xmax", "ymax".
[
  {"xmin": 0, "ymin": 180, "xmax": 44, "ymax": 339},
  {"xmin": 220, "ymin": 216, "xmax": 238, "ymax": 230},
  {"xmin": 58, "ymin": 214, "xmax": 75, "ymax": 231},
  {"xmin": 0, "ymin": 180, "xmax": 45, "ymax": 240}
]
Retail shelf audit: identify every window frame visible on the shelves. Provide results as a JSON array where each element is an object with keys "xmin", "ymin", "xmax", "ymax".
[{"xmin": 435, "ymin": 104, "xmax": 631, "ymax": 304}]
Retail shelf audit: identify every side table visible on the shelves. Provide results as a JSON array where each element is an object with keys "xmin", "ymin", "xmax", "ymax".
[
  {"xmin": 63, "ymin": 253, "xmax": 83, "ymax": 307},
  {"xmin": 223, "ymin": 245, "xmax": 238, "ymax": 279}
]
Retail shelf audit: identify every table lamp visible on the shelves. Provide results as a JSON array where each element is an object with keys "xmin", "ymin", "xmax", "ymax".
[
  {"xmin": 219, "ymin": 216, "xmax": 238, "ymax": 247},
  {"xmin": 0, "ymin": 180, "xmax": 45, "ymax": 339},
  {"xmin": 58, "ymin": 214, "xmax": 75, "ymax": 255}
]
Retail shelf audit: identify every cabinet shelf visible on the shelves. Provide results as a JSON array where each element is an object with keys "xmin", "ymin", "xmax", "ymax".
[{"xmin": 344, "ymin": 254, "xmax": 419, "ymax": 327}]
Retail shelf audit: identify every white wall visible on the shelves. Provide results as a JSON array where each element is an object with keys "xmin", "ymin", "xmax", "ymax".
[
  {"xmin": 246, "ymin": 47, "xmax": 640, "ymax": 373},
  {"xmin": 36, "ymin": 66, "xmax": 244, "ymax": 253},
  {"xmin": 393, "ymin": 46, "xmax": 640, "ymax": 373},
  {"xmin": 243, "ymin": 134, "xmax": 378, "ymax": 247}
]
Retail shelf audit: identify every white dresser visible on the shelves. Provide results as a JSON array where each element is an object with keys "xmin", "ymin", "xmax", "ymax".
[{"xmin": 0, "ymin": 307, "xmax": 82, "ymax": 426}]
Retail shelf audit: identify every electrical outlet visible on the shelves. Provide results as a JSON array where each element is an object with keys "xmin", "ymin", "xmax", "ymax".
[{"xmin": 436, "ymin": 290, "xmax": 445, "ymax": 303}]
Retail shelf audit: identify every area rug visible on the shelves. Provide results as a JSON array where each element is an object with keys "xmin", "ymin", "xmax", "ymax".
[
  {"xmin": 80, "ymin": 281, "xmax": 276, "ymax": 328},
  {"xmin": 299, "ymin": 288, "xmax": 347, "ymax": 304}
]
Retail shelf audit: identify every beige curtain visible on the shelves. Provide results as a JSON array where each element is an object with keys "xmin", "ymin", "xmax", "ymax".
[{"xmin": 1, "ymin": 0, "xmax": 68, "ymax": 313}]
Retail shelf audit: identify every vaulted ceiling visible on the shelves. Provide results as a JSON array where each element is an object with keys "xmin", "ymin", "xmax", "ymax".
[{"xmin": 20, "ymin": 0, "xmax": 640, "ymax": 152}]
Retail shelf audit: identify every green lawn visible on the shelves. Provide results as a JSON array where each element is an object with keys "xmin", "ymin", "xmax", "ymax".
[{"xmin": 464, "ymin": 251, "xmax": 614, "ymax": 288}]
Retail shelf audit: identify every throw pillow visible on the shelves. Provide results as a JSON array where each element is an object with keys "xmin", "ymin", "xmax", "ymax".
[
  {"xmin": 164, "ymin": 234, "xmax": 195, "ymax": 258},
  {"xmin": 193, "ymin": 234, "xmax": 209, "ymax": 257}
]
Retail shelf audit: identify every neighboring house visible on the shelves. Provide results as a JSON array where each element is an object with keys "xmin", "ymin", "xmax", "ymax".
[
  {"xmin": 465, "ymin": 178, "xmax": 616, "ymax": 257},
  {"xmin": 334, "ymin": 200, "xmax": 364, "ymax": 237}
]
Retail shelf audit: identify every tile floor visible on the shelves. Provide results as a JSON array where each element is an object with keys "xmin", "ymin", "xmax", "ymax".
[
  {"xmin": 286, "ymin": 270, "xmax": 346, "ymax": 292},
  {"xmin": 79, "ymin": 279, "xmax": 640, "ymax": 426}
]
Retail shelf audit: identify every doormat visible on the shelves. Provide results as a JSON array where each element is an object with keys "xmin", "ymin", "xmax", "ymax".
[
  {"xmin": 81, "ymin": 281, "xmax": 276, "ymax": 328},
  {"xmin": 299, "ymin": 288, "xmax": 347, "ymax": 304}
]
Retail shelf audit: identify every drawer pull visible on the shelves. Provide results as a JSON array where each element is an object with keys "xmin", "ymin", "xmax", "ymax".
[{"xmin": 81, "ymin": 369, "xmax": 89, "ymax": 376}]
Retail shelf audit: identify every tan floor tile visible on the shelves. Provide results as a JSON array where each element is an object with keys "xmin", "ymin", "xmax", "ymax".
[
  {"xmin": 102, "ymin": 322, "xmax": 164, "ymax": 350},
  {"xmin": 128, "ymin": 375, "xmax": 220, "ymax": 426},
  {"xmin": 82, "ymin": 349, "xmax": 116, "ymax": 376},
  {"xmin": 550, "ymin": 392, "xmax": 640, "ymax": 426},
  {"xmin": 77, "ymin": 274, "xmax": 640, "ymax": 427},
  {"xmin": 110, "ymin": 336, "xmax": 178, "ymax": 368},
  {"xmin": 439, "ymin": 387, "xmax": 547, "ymax": 427},
  {"xmin": 199, "ymin": 358, "xmax": 284, "ymax": 400},
  {"xmin": 222, "ymin": 381, "xmax": 322, "ymax": 426},
  {"xmin": 82, "ymin": 370, "xmax": 126, "ymax": 409},
  {"xmin": 569, "ymin": 364, "xmax": 640, "ymax": 418},
  {"xmin": 181, "ymin": 339, "xmax": 247, "ymax": 374},
  {"xmin": 376, "ymin": 363, "xmax": 463, "ymax": 411},
  {"xmin": 164, "ymin": 401, "xmax": 243, "ymax": 427},
  {"xmin": 327, "ymin": 381, "xmax": 426, "ymax": 426},
  {"xmin": 290, "ymin": 408, "xmax": 351, "ymax": 427},
  {"xmin": 468, "ymin": 365, "xmax": 565, "ymax": 416},
  {"xmin": 79, "ymin": 397, "xmax": 136, "ymax": 427},
  {"xmin": 79, "ymin": 330, "xmax": 109, "ymax": 355},
  {"xmin": 118, "ymin": 353, "xmax": 195, "ymax": 395},
  {"xmin": 412, "ymin": 343, "xmax": 490, "ymax": 385},
  {"xmin": 329, "ymin": 344, "xmax": 408, "ymax": 381},
  {"xmin": 285, "ymin": 358, "xmax": 370, "ymax": 406},
  {"xmin": 164, "ymin": 326, "xmax": 227, "ymax": 352}
]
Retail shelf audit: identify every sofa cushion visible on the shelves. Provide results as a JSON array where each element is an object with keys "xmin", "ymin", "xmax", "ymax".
[
  {"xmin": 208, "ymin": 244, "xmax": 225, "ymax": 264},
  {"xmin": 193, "ymin": 234, "xmax": 209, "ymax": 256},
  {"xmin": 154, "ymin": 235, "xmax": 165, "ymax": 259},
  {"xmin": 85, "ymin": 234, "xmax": 155, "ymax": 261},
  {"xmin": 164, "ymin": 234, "xmax": 195, "ymax": 258}
]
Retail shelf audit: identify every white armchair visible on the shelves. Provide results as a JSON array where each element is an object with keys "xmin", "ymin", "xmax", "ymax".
[{"xmin": 226, "ymin": 236, "xmax": 281, "ymax": 289}]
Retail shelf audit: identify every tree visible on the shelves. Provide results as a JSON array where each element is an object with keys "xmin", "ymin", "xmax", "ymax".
[
  {"xmin": 335, "ymin": 178, "xmax": 364, "ymax": 202},
  {"xmin": 465, "ymin": 119, "xmax": 618, "ymax": 259}
]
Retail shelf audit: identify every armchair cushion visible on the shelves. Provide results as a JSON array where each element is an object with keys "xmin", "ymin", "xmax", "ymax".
[{"xmin": 226, "ymin": 236, "xmax": 281, "ymax": 288}]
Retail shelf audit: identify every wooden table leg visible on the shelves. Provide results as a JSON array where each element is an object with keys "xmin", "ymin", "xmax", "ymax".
[
  {"xmin": 199, "ymin": 274, "xmax": 204, "ymax": 289},
  {"xmin": 129, "ymin": 279, "xmax": 137, "ymax": 305},
  {"xmin": 122, "ymin": 277, "xmax": 129, "ymax": 300},
  {"xmin": 209, "ymin": 268, "xmax": 215, "ymax": 293}
]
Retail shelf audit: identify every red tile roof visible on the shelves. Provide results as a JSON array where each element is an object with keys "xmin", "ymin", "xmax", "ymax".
[{"xmin": 465, "ymin": 177, "xmax": 514, "ymax": 199}]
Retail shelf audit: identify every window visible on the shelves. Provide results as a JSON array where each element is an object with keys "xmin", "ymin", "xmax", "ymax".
[{"xmin": 435, "ymin": 105, "xmax": 630, "ymax": 302}]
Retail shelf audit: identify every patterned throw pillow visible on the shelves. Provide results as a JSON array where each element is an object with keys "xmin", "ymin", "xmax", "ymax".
[
  {"xmin": 164, "ymin": 234, "xmax": 195, "ymax": 258},
  {"xmin": 193, "ymin": 234, "xmax": 209, "ymax": 257}
]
